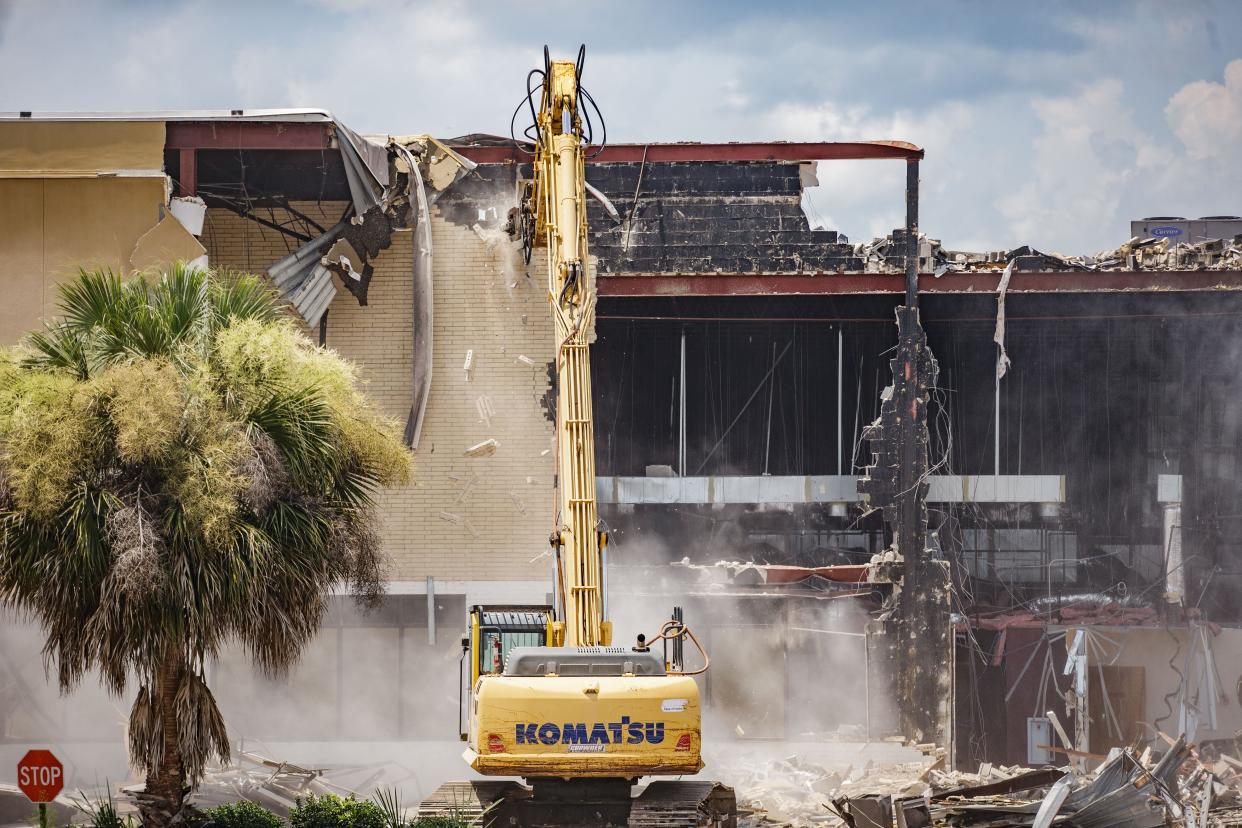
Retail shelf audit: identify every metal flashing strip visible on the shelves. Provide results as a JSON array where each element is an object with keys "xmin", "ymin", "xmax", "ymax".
[
  {"xmin": 596, "ymin": 474, "xmax": 1066, "ymax": 505},
  {"xmin": 1, "ymin": 109, "xmax": 334, "ymax": 122}
]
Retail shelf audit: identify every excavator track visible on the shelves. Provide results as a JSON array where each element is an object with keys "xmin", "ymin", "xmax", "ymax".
[
  {"xmin": 416, "ymin": 781, "xmax": 527, "ymax": 826},
  {"xmin": 630, "ymin": 781, "xmax": 737, "ymax": 828},
  {"xmin": 418, "ymin": 780, "xmax": 736, "ymax": 828}
]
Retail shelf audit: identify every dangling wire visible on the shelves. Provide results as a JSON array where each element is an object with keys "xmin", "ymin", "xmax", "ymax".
[
  {"xmin": 510, "ymin": 44, "xmax": 607, "ymax": 158},
  {"xmin": 580, "ymin": 86, "xmax": 607, "ymax": 158},
  {"xmin": 571, "ymin": 45, "xmax": 609, "ymax": 155},
  {"xmin": 509, "ymin": 68, "xmax": 545, "ymax": 156}
]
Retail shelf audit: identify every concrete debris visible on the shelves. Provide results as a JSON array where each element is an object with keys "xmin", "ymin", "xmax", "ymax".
[
  {"xmin": 475, "ymin": 395, "xmax": 496, "ymax": 426},
  {"xmin": 854, "ymin": 230, "xmax": 1242, "ymax": 274},
  {"xmin": 730, "ymin": 734, "xmax": 1242, "ymax": 828},
  {"xmin": 731, "ymin": 754, "xmax": 937, "ymax": 827},
  {"xmin": 454, "ymin": 473, "xmax": 478, "ymax": 504},
  {"xmin": 464, "ymin": 438, "xmax": 498, "ymax": 457},
  {"xmin": 169, "ymin": 195, "xmax": 207, "ymax": 236},
  {"xmin": 672, "ymin": 558, "xmax": 868, "ymax": 588},
  {"xmin": 323, "ymin": 238, "xmax": 364, "ymax": 283},
  {"xmin": 185, "ymin": 751, "xmax": 414, "ymax": 816},
  {"xmin": 463, "ymin": 349, "xmax": 474, "ymax": 380}
]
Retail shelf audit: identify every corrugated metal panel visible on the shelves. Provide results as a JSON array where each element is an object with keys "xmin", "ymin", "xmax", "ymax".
[{"xmin": 267, "ymin": 221, "xmax": 347, "ymax": 327}]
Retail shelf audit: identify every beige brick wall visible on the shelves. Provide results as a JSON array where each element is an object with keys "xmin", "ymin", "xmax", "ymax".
[{"xmin": 203, "ymin": 202, "xmax": 556, "ymax": 582}]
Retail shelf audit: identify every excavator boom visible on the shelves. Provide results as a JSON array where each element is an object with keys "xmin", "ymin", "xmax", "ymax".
[
  {"xmin": 420, "ymin": 46, "xmax": 736, "ymax": 828},
  {"xmin": 532, "ymin": 54, "xmax": 609, "ymax": 649}
]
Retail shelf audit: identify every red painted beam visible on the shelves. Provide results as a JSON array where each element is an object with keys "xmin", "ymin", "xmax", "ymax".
[
  {"xmin": 165, "ymin": 121, "xmax": 332, "ymax": 150},
  {"xmin": 452, "ymin": 140, "xmax": 924, "ymax": 165},
  {"xmin": 761, "ymin": 564, "xmax": 869, "ymax": 584},
  {"xmin": 597, "ymin": 270, "xmax": 1242, "ymax": 297},
  {"xmin": 177, "ymin": 148, "xmax": 196, "ymax": 197}
]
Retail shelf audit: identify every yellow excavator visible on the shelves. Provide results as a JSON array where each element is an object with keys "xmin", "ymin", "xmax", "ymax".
[{"xmin": 418, "ymin": 47, "xmax": 737, "ymax": 827}]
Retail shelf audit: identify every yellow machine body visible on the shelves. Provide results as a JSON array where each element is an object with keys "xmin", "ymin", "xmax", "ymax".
[
  {"xmin": 463, "ymin": 606, "xmax": 705, "ymax": 779},
  {"xmin": 467, "ymin": 673, "xmax": 704, "ymax": 778}
]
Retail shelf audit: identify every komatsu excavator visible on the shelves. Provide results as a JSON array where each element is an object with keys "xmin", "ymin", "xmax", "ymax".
[{"xmin": 418, "ymin": 47, "xmax": 737, "ymax": 827}]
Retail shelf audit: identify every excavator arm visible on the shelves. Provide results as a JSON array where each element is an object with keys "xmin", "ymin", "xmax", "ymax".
[
  {"xmin": 423, "ymin": 45, "xmax": 737, "ymax": 828},
  {"xmin": 523, "ymin": 47, "xmax": 610, "ymax": 648}
]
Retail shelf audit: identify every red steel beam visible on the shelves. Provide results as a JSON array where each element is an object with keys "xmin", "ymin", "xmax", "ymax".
[
  {"xmin": 597, "ymin": 271, "xmax": 1242, "ymax": 297},
  {"xmin": 177, "ymin": 148, "xmax": 197, "ymax": 197},
  {"xmin": 165, "ymin": 121, "xmax": 332, "ymax": 150},
  {"xmin": 452, "ymin": 140, "xmax": 924, "ymax": 165}
]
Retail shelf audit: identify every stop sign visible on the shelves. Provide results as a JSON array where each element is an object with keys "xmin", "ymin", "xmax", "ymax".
[{"xmin": 17, "ymin": 749, "xmax": 63, "ymax": 803}]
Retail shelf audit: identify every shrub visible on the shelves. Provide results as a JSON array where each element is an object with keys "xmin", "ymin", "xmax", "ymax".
[
  {"xmin": 409, "ymin": 817, "xmax": 468, "ymax": 828},
  {"xmin": 202, "ymin": 801, "xmax": 283, "ymax": 828},
  {"xmin": 72, "ymin": 788, "xmax": 137, "ymax": 828},
  {"xmin": 290, "ymin": 795, "xmax": 385, "ymax": 828}
]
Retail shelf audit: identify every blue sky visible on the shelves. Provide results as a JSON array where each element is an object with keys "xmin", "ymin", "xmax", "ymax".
[{"xmin": 2, "ymin": 0, "xmax": 1240, "ymax": 253}]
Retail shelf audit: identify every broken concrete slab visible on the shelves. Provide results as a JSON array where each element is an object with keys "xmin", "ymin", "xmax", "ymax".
[{"xmin": 128, "ymin": 213, "xmax": 207, "ymax": 271}]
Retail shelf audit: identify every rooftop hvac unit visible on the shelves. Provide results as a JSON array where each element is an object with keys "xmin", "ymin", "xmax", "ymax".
[{"xmin": 1131, "ymin": 216, "xmax": 1242, "ymax": 244}]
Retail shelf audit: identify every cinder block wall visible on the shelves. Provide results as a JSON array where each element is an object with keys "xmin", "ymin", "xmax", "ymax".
[{"xmin": 203, "ymin": 202, "xmax": 556, "ymax": 583}]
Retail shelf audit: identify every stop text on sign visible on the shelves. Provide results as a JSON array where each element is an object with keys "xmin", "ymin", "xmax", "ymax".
[{"xmin": 20, "ymin": 765, "xmax": 62, "ymax": 788}]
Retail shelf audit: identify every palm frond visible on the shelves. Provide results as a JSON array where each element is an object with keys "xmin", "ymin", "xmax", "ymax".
[
  {"xmin": 56, "ymin": 268, "xmax": 131, "ymax": 333},
  {"xmin": 22, "ymin": 323, "xmax": 92, "ymax": 379},
  {"xmin": 211, "ymin": 272, "xmax": 283, "ymax": 327},
  {"xmin": 150, "ymin": 263, "xmax": 212, "ymax": 352},
  {"xmin": 246, "ymin": 386, "xmax": 340, "ymax": 490},
  {"xmin": 174, "ymin": 669, "xmax": 230, "ymax": 783}
]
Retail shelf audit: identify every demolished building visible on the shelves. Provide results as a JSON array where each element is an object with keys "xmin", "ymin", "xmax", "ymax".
[{"xmin": 2, "ymin": 111, "xmax": 1242, "ymax": 814}]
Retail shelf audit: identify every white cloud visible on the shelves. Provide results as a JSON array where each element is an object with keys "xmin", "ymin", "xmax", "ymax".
[
  {"xmin": 995, "ymin": 79, "xmax": 1160, "ymax": 253},
  {"xmin": 1166, "ymin": 58, "xmax": 1242, "ymax": 160},
  {"xmin": 765, "ymin": 97, "xmax": 1008, "ymax": 246},
  {"xmin": 1, "ymin": 1, "xmax": 1239, "ymax": 252}
]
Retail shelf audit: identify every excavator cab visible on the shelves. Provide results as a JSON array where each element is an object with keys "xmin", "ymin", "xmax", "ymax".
[{"xmin": 460, "ymin": 605, "xmax": 557, "ymax": 738}]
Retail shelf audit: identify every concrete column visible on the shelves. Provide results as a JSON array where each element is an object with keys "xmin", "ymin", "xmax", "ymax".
[{"xmin": 1158, "ymin": 474, "xmax": 1184, "ymax": 605}]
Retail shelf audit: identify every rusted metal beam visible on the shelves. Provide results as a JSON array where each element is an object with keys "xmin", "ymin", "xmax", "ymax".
[
  {"xmin": 905, "ymin": 159, "xmax": 919, "ymax": 306},
  {"xmin": 177, "ymin": 148, "xmax": 196, "ymax": 197},
  {"xmin": 165, "ymin": 121, "xmax": 332, "ymax": 150},
  {"xmin": 597, "ymin": 270, "xmax": 1242, "ymax": 297},
  {"xmin": 452, "ymin": 140, "xmax": 924, "ymax": 165}
]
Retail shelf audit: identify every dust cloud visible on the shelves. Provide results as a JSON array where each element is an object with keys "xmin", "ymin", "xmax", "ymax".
[{"xmin": 603, "ymin": 531, "xmax": 901, "ymax": 781}]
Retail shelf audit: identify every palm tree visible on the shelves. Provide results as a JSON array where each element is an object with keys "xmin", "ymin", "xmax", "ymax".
[{"xmin": 0, "ymin": 265, "xmax": 409, "ymax": 827}]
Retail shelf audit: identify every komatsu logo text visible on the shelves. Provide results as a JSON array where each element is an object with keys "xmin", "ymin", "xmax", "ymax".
[{"xmin": 514, "ymin": 718, "xmax": 666, "ymax": 746}]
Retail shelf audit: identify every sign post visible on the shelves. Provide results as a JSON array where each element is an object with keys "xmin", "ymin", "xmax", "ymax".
[{"xmin": 17, "ymin": 749, "xmax": 64, "ymax": 828}]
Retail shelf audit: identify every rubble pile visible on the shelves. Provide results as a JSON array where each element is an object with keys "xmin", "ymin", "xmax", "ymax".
[
  {"xmin": 854, "ymin": 231, "xmax": 1242, "ymax": 274},
  {"xmin": 181, "ymin": 751, "xmax": 413, "ymax": 816},
  {"xmin": 735, "ymin": 736, "xmax": 1242, "ymax": 828},
  {"xmin": 731, "ymin": 754, "xmax": 935, "ymax": 826}
]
